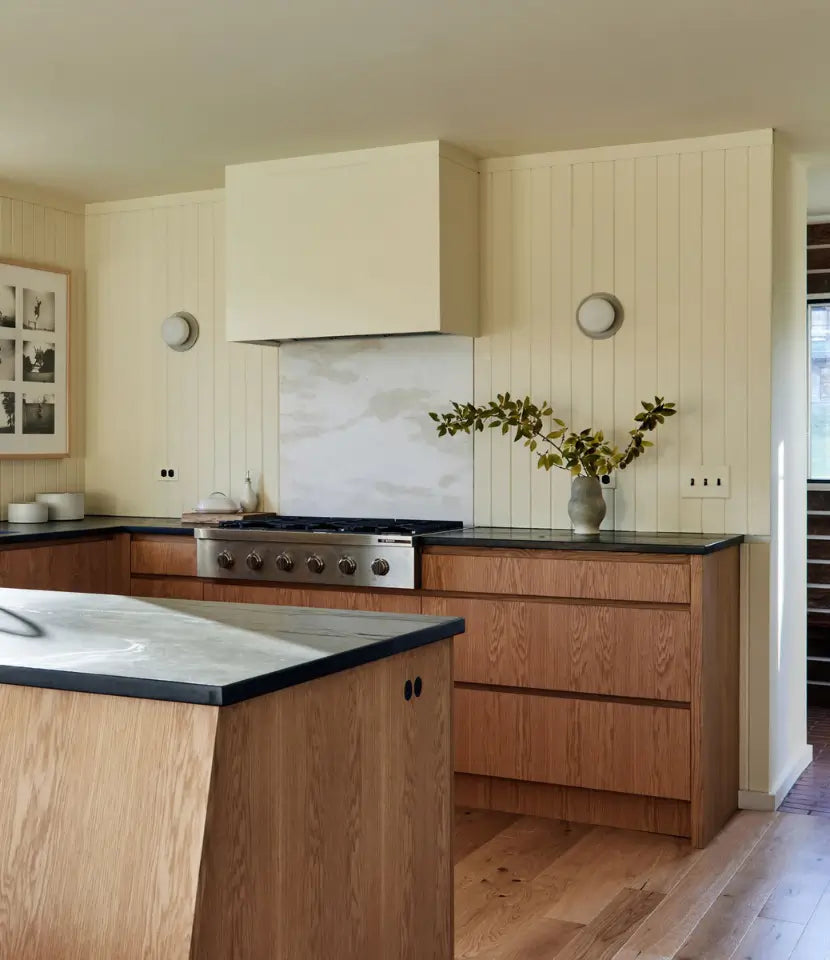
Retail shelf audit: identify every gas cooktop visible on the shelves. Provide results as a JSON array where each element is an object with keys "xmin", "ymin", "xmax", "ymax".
[{"xmin": 195, "ymin": 516, "xmax": 463, "ymax": 589}]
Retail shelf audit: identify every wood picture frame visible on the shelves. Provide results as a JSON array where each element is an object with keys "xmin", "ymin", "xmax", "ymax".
[{"xmin": 0, "ymin": 258, "xmax": 70, "ymax": 459}]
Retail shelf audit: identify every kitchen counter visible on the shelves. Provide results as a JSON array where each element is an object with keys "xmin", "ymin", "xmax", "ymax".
[
  {"xmin": 420, "ymin": 527, "xmax": 744, "ymax": 554},
  {"xmin": 0, "ymin": 587, "xmax": 456, "ymax": 958},
  {"xmin": 0, "ymin": 514, "xmax": 193, "ymax": 544},
  {"xmin": 0, "ymin": 589, "xmax": 462, "ymax": 705}
]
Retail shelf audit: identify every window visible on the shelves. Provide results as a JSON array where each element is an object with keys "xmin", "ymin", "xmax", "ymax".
[{"xmin": 810, "ymin": 301, "xmax": 830, "ymax": 477}]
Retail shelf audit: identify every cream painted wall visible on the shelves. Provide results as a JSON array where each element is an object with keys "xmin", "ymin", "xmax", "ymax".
[
  {"xmin": 85, "ymin": 192, "xmax": 279, "ymax": 516},
  {"xmin": 0, "ymin": 188, "xmax": 85, "ymax": 513},
  {"xmin": 474, "ymin": 130, "xmax": 773, "ymax": 536}
]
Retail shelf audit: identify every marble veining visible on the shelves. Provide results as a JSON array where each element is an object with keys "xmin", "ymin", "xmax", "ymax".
[
  {"xmin": 0, "ymin": 590, "xmax": 460, "ymax": 700},
  {"xmin": 279, "ymin": 335, "xmax": 473, "ymax": 523}
]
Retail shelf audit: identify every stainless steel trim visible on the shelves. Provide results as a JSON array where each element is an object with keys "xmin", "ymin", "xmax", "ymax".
[{"xmin": 194, "ymin": 528, "xmax": 415, "ymax": 548}]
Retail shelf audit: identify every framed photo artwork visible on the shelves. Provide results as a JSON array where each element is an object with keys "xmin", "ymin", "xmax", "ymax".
[{"xmin": 0, "ymin": 259, "xmax": 69, "ymax": 458}]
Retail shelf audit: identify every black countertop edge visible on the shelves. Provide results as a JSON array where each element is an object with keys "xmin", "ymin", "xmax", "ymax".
[
  {"xmin": 0, "ymin": 516, "xmax": 194, "ymax": 545},
  {"xmin": 0, "ymin": 616, "xmax": 465, "ymax": 707},
  {"xmin": 417, "ymin": 529, "xmax": 745, "ymax": 555}
]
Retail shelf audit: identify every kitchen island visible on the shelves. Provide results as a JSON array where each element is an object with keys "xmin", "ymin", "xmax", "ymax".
[{"xmin": 0, "ymin": 590, "xmax": 461, "ymax": 960}]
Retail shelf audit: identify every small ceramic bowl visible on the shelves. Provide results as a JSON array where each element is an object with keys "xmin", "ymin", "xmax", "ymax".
[{"xmin": 8, "ymin": 502, "xmax": 49, "ymax": 523}]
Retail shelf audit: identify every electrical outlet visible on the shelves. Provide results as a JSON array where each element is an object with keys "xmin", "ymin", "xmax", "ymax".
[
  {"xmin": 158, "ymin": 466, "xmax": 178, "ymax": 482},
  {"xmin": 681, "ymin": 466, "xmax": 730, "ymax": 499},
  {"xmin": 599, "ymin": 473, "xmax": 617, "ymax": 490}
]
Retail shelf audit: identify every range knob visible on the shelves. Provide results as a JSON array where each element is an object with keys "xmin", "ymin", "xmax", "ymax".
[
  {"xmin": 307, "ymin": 554, "xmax": 325, "ymax": 574},
  {"xmin": 216, "ymin": 550, "xmax": 235, "ymax": 570},
  {"xmin": 338, "ymin": 556, "xmax": 357, "ymax": 576},
  {"xmin": 371, "ymin": 557, "xmax": 390, "ymax": 577},
  {"xmin": 275, "ymin": 553, "xmax": 294, "ymax": 572},
  {"xmin": 246, "ymin": 552, "xmax": 264, "ymax": 571}
]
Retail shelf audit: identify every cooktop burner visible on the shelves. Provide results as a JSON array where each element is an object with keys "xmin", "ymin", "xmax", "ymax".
[{"xmin": 217, "ymin": 516, "xmax": 463, "ymax": 537}]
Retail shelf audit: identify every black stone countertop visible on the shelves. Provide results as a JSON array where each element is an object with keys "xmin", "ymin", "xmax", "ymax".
[
  {"xmin": 418, "ymin": 527, "xmax": 744, "ymax": 555},
  {"xmin": 0, "ymin": 590, "xmax": 462, "ymax": 706},
  {"xmin": 0, "ymin": 515, "xmax": 195, "ymax": 544}
]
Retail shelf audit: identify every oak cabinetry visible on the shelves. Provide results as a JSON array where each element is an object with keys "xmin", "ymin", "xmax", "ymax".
[
  {"xmin": 0, "ymin": 536, "xmax": 128, "ymax": 595},
  {"xmin": 203, "ymin": 581, "xmax": 422, "ymax": 615},
  {"xmin": 423, "ymin": 544, "xmax": 740, "ymax": 847},
  {"xmin": 131, "ymin": 535, "xmax": 197, "ymax": 577},
  {"xmin": 131, "ymin": 576, "xmax": 205, "ymax": 601}
]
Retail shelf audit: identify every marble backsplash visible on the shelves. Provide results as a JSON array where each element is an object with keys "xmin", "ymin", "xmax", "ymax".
[{"xmin": 279, "ymin": 336, "xmax": 473, "ymax": 524}]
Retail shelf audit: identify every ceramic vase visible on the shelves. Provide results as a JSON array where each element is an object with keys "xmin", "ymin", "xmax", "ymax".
[{"xmin": 567, "ymin": 476, "xmax": 606, "ymax": 535}]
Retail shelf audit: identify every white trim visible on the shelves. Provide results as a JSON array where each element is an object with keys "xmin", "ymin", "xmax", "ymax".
[
  {"xmin": 738, "ymin": 743, "xmax": 814, "ymax": 810},
  {"xmin": 481, "ymin": 129, "xmax": 773, "ymax": 172},
  {"xmin": 85, "ymin": 188, "xmax": 224, "ymax": 215}
]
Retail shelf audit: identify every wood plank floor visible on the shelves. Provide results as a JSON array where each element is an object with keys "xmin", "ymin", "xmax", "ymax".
[{"xmin": 454, "ymin": 807, "xmax": 830, "ymax": 959}]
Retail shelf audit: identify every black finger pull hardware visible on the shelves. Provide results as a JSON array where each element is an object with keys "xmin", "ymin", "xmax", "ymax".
[{"xmin": 403, "ymin": 677, "xmax": 424, "ymax": 701}]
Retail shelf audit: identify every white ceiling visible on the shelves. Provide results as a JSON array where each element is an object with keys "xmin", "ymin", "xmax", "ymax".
[{"xmin": 6, "ymin": 0, "xmax": 830, "ymax": 201}]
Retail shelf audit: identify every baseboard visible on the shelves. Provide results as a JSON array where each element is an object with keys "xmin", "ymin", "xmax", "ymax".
[{"xmin": 738, "ymin": 743, "xmax": 814, "ymax": 811}]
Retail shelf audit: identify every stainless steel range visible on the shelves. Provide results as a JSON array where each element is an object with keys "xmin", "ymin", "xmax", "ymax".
[{"xmin": 195, "ymin": 516, "xmax": 463, "ymax": 589}]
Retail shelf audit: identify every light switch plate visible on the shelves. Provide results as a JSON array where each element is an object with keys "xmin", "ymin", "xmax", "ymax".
[{"xmin": 681, "ymin": 466, "xmax": 730, "ymax": 499}]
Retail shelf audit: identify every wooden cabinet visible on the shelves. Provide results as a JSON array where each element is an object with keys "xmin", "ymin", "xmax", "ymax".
[
  {"xmin": 424, "ymin": 544, "xmax": 740, "ymax": 847},
  {"xmin": 0, "ymin": 537, "xmax": 127, "ymax": 595},
  {"xmin": 203, "ymin": 581, "xmax": 422, "ymax": 614},
  {"xmin": 422, "ymin": 596, "xmax": 690, "ymax": 701},
  {"xmin": 131, "ymin": 576, "xmax": 204, "ymax": 601},
  {"xmin": 131, "ymin": 536, "xmax": 197, "ymax": 577},
  {"xmin": 422, "ymin": 547, "xmax": 690, "ymax": 603},
  {"xmin": 455, "ymin": 687, "xmax": 690, "ymax": 800}
]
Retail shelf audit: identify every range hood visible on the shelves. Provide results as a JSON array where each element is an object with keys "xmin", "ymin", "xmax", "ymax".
[{"xmin": 224, "ymin": 141, "xmax": 479, "ymax": 344}]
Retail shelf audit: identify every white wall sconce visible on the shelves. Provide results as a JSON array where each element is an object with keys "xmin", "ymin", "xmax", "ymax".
[
  {"xmin": 161, "ymin": 311, "xmax": 199, "ymax": 351},
  {"xmin": 576, "ymin": 293, "xmax": 624, "ymax": 340}
]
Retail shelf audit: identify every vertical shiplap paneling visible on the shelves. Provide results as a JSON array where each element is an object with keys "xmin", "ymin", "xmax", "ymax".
[
  {"xmin": 700, "ymin": 150, "xmax": 727, "ymax": 532},
  {"xmin": 489, "ymin": 171, "xmax": 513, "ymax": 524},
  {"xmin": 549, "ymin": 165, "xmax": 573, "ymax": 528},
  {"xmin": 84, "ymin": 193, "xmax": 279, "ymax": 518},
  {"xmin": 634, "ymin": 156, "xmax": 659, "ymax": 530},
  {"xmin": 196, "ymin": 202, "xmax": 216, "ymax": 507},
  {"xmin": 529, "ymin": 166, "xmax": 552, "ymax": 528},
  {"xmin": 591, "ymin": 161, "xmax": 616, "ymax": 528},
  {"xmin": 656, "ymin": 153, "xmax": 681, "ymax": 531},
  {"xmin": 678, "ymin": 152, "xmax": 704, "ymax": 533},
  {"xmin": 612, "ymin": 158, "xmax": 637, "ymax": 529},
  {"xmin": 570, "ymin": 163, "xmax": 594, "ymax": 435},
  {"xmin": 477, "ymin": 134, "xmax": 772, "ymax": 534},
  {"xmin": 212, "ymin": 200, "xmax": 231, "ymax": 500},
  {"xmin": 724, "ymin": 148, "xmax": 750, "ymax": 534},
  {"xmin": 473, "ymin": 171, "xmax": 493, "ymax": 524},
  {"xmin": 747, "ymin": 145, "xmax": 774, "ymax": 536},
  {"xmin": 510, "ymin": 168, "xmax": 532, "ymax": 527}
]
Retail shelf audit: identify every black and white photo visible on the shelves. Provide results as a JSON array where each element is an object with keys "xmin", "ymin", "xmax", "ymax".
[
  {"xmin": 0, "ymin": 260, "xmax": 68, "ymax": 456},
  {"xmin": 22, "ymin": 340, "xmax": 55, "ymax": 383},
  {"xmin": 0, "ymin": 286, "xmax": 15, "ymax": 328},
  {"xmin": 0, "ymin": 340, "xmax": 16, "ymax": 381},
  {"xmin": 22, "ymin": 393, "xmax": 55, "ymax": 435},
  {"xmin": 0, "ymin": 393, "xmax": 14, "ymax": 434},
  {"xmin": 22, "ymin": 289, "xmax": 55, "ymax": 331}
]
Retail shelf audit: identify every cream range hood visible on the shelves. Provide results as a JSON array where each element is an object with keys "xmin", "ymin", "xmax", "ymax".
[{"xmin": 224, "ymin": 141, "xmax": 479, "ymax": 343}]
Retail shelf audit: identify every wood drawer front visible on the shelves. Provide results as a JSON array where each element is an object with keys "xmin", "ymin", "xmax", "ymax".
[
  {"xmin": 423, "ymin": 597, "xmax": 690, "ymax": 701},
  {"xmin": 130, "ymin": 536, "xmax": 196, "ymax": 577},
  {"xmin": 421, "ymin": 550, "xmax": 690, "ymax": 604},
  {"xmin": 130, "ymin": 577, "xmax": 204, "ymax": 601},
  {"xmin": 204, "ymin": 582, "xmax": 421, "ymax": 614},
  {"xmin": 454, "ymin": 687, "xmax": 691, "ymax": 801}
]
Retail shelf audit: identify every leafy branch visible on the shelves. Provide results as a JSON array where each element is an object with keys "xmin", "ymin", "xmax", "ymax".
[{"xmin": 429, "ymin": 394, "xmax": 677, "ymax": 478}]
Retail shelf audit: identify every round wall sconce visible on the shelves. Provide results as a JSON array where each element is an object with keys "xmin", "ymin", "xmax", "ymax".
[
  {"xmin": 161, "ymin": 311, "xmax": 199, "ymax": 351},
  {"xmin": 576, "ymin": 293, "xmax": 624, "ymax": 340}
]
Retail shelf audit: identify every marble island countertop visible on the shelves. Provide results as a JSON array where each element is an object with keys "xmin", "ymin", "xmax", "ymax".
[{"xmin": 0, "ymin": 590, "xmax": 463, "ymax": 705}]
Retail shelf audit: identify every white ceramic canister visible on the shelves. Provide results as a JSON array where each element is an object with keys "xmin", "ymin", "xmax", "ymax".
[
  {"xmin": 8, "ymin": 502, "xmax": 49, "ymax": 523},
  {"xmin": 35, "ymin": 492, "xmax": 85, "ymax": 521}
]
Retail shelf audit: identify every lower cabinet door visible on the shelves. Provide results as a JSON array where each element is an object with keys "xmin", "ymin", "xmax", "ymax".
[
  {"xmin": 454, "ymin": 686, "xmax": 691, "ymax": 801},
  {"xmin": 130, "ymin": 576, "xmax": 204, "ymax": 600},
  {"xmin": 203, "ymin": 581, "xmax": 421, "ymax": 613}
]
